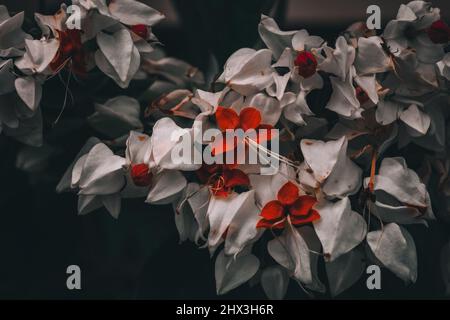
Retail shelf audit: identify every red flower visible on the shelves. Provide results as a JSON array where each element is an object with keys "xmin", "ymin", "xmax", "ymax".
[
  {"xmin": 130, "ymin": 163, "xmax": 153, "ymax": 187},
  {"xmin": 216, "ymin": 106, "xmax": 262, "ymax": 131},
  {"xmin": 256, "ymin": 181, "xmax": 320, "ymax": 229},
  {"xmin": 50, "ymin": 29, "xmax": 86, "ymax": 75},
  {"xmin": 355, "ymin": 86, "xmax": 370, "ymax": 105},
  {"xmin": 213, "ymin": 106, "xmax": 274, "ymax": 155},
  {"xmin": 196, "ymin": 163, "xmax": 250, "ymax": 198},
  {"xmin": 426, "ymin": 20, "xmax": 450, "ymax": 44},
  {"xmin": 131, "ymin": 24, "xmax": 149, "ymax": 39},
  {"xmin": 294, "ymin": 50, "xmax": 318, "ymax": 78}
]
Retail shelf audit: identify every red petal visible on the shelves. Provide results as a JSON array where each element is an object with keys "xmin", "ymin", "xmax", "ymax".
[
  {"xmin": 289, "ymin": 195, "xmax": 317, "ymax": 217},
  {"xmin": 50, "ymin": 29, "xmax": 86, "ymax": 75},
  {"xmin": 216, "ymin": 106, "xmax": 239, "ymax": 130},
  {"xmin": 212, "ymin": 187, "xmax": 231, "ymax": 198},
  {"xmin": 256, "ymin": 218, "xmax": 272, "ymax": 229},
  {"xmin": 239, "ymin": 107, "xmax": 262, "ymax": 131},
  {"xmin": 260, "ymin": 200, "xmax": 284, "ymax": 221},
  {"xmin": 290, "ymin": 209, "xmax": 320, "ymax": 226},
  {"xmin": 67, "ymin": 29, "xmax": 83, "ymax": 48},
  {"xmin": 224, "ymin": 169, "xmax": 250, "ymax": 188},
  {"xmin": 427, "ymin": 20, "xmax": 450, "ymax": 44},
  {"xmin": 277, "ymin": 182, "xmax": 299, "ymax": 206}
]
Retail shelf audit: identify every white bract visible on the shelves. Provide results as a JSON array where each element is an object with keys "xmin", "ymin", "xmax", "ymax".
[
  {"xmin": 46, "ymin": 1, "xmax": 449, "ymax": 298},
  {"xmin": 299, "ymin": 136, "xmax": 362, "ymax": 199},
  {"xmin": 71, "ymin": 142, "xmax": 126, "ymax": 218},
  {"xmin": 383, "ymin": 1, "xmax": 444, "ymax": 63}
]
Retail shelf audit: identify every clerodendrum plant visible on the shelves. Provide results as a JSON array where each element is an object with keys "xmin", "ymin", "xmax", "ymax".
[{"xmin": 3, "ymin": 0, "xmax": 450, "ymax": 298}]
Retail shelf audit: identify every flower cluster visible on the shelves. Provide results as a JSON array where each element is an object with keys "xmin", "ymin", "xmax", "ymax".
[
  {"xmin": 6, "ymin": 1, "xmax": 450, "ymax": 298},
  {"xmin": 0, "ymin": 1, "xmax": 203, "ymax": 146}
]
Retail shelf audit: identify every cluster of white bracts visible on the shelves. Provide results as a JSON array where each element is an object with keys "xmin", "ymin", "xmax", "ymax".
[
  {"xmin": 54, "ymin": 1, "xmax": 450, "ymax": 298},
  {"xmin": 0, "ymin": 1, "xmax": 205, "ymax": 146}
]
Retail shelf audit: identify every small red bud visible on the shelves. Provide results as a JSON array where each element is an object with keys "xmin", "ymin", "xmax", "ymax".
[
  {"xmin": 131, "ymin": 24, "xmax": 149, "ymax": 39},
  {"xmin": 294, "ymin": 50, "xmax": 318, "ymax": 78}
]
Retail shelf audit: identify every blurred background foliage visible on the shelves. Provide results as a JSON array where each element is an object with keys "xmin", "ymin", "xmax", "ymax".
[{"xmin": 0, "ymin": 0, "xmax": 449, "ymax": 299}]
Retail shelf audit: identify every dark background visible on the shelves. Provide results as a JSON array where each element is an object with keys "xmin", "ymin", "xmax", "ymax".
[{"xmin": 0, "ymin": 0, "xmax": 449, "ymax": 299}]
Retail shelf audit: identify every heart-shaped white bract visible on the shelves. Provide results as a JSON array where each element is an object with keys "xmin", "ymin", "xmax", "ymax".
[
  {"xmin": 313, "ymin": 197, "xmax": 367, "ymax": 262},
  {"xmin": 37, "ymin": 0, "xmax": 450, "ymax": 299},
  {"xmin": 71, "ymin": 143, "xmax": 126, "ymax": 218},
  {"xmin": 364, "ymin": 157, "xmax": 434, "ymax": 225},
  {"xmin": 267, "ymin": 224, "xmax": 313, "ymax": 286},
  {"xmin": 300, "ymin": 136, "xmax": 362, "ymax": 198}
]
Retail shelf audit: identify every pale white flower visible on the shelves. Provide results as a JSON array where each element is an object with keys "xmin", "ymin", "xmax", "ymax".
[
  {"xmin": 322, "ymin": 37, "xmax": 379, "ymax": 119},
  {"xmin": 298, "ymin": 136, "xmax": 362, "ymax": 199},
  {"xmin": 125, "ymin": 128, "xmax": 189, "ymax": 205},
  {"xmin": 217, "ymin": 48, "xmax": 274, "ymax": 96},
  {"xmin": 71, "ymin": 142, "xmax": 126, "ymax": 218},
  {"xmin": 354, "ymin": 36, "xmax": 391, "ymax": 75},
  {"xmin": 367, "ymin": 223, "xmax": 417, "ymax": 284},
  {"xmin": 259, "ymin": 16, "xmax": 325, "ymax": 124},
  {"xmin": 215, "ymin": 247, "xmax": 259, "ymax": 295},
  {"xmin": 376, "ymin": 96, "xmax": 431, "ymax": 136}
]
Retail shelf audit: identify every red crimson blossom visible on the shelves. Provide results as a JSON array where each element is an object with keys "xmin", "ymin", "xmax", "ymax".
[
  {"xmin": 213, "ymin": 106, "xmax": 274, "ymax": 155},
  {"xmin": 196, "ymin": 163, "xmax": 250, "ymax": 198}
]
